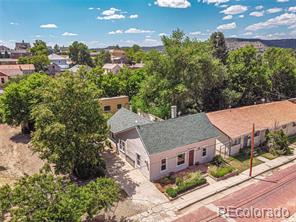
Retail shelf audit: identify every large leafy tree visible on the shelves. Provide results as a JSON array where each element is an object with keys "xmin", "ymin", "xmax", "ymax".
[
  {"xmin": 69, "ymin": 41, "xmax": 93, "ymax": 66},
  {"xmin": 94, "ymin": 50, "xmax": 111, "ymax": 67},
  {"xmin": 263, "ymin": 47, "xmax": 296, "ymax": 100},
  {"xmin": 226, "ymin": 45, "xmax": 270, "ymax": 106},
  {"xmin": 31, "ymin": 72, "xmax": 108, "ymax": 179},
  {"xmin": 133, "ymin": 30, "xmax": 228, "ymax": 118},
  {"xmin": 0, "ymin": 168, "xmax": 119, "ymax": 222},
  {"xmin": 209, "ymin": 32, "xmax": 228, "ymax": 64},
  {"xmin": 0, "ymin": 73, "xmax": 50, "ymax": 133},
  {"xmin": 30, "ymin": 40, "xmax": 49, "ymax": 56}
]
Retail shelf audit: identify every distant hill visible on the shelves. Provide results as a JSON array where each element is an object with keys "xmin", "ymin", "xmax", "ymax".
[
  {"xmin": 226, "ymin": 38, "xmax": 296, "ymax": 51},
  {"xmin": 90, "ymin": 38, "xmax": 296, "ymax": 52}
]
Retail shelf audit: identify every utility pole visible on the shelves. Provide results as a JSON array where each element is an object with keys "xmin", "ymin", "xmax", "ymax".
[{"xmin": 249, "ymin": 123, "xmax": 255, "ymax": 177}]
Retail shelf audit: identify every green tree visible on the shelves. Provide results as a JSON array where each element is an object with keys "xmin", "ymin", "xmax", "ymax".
[
  {"xmin": 69, "ymin": 41, "xmax": 93, "ymax": 66},
  {"xmin": 31, "ymin": 72, "xmax": 108, "ymax": 179},
  {"xmin": 0, "ymin": 169, "xmax": 119, "ymax": 222},
  {"xmin": 53, "ymin": 44, "xmax": 60, "ymax": 54},
  {"xmin": 209, "ymin": 32, "xmax": 228, "ymax": 64},
  {"xmin": 30, "ymin": 40, "xmax": 49, "ymax": 56},
  {"xmin": 94, "ymin": 50, "xmax": 111, "ymax": 67},
  {"xmin": 266, "ymin": 129, "xmax": 291, "ymax": 155},
  {"xmin": 263, "ymin": 47, "xmax": 296, "ymax": 100},
  {"xmin": 0, "ymin": 73, "xmax": 50, "ymax": 133},
  {"xmin": 18, "ymin": 55, "xmax": 49, "ymax": 72},
  {"xmin": 226, "ymin": 45, "xmax": 270, "ymax": 106}
]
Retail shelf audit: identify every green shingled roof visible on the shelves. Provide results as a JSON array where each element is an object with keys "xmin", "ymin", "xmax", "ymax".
[
  {"xmin": 107, "ymin": 108, "xmax": 151, "ymax": 133},
  {"xmin": 137, "ymin": 113, "xmax": 220, "ymax": 154}
]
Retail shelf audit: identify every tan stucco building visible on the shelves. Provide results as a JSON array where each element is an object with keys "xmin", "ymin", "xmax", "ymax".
[{"xmin": 99, "ymin": 96, "xmax": 129, "ymax": 113}]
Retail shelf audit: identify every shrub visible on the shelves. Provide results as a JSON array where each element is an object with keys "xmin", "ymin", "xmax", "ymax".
[
  {"xmin": 266, "ymin": 130, "xmax": 292, "ymax": 156},
  {"xmin": 176, "ymin": 177, "xmax": 183, "ymax": 186},
  {"xmin": 210, "ymin": 166, "xmax": 234, "ymax": 178},
  {"xmin": 165, "ymin": 187, "xmax": 177, "ymax": 198},
  {"xmin": 212, "ymin": 155, "xmax": 225, "ymax": 167}
]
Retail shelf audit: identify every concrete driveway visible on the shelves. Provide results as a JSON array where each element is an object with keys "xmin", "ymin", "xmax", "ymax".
[{"xmin": 103, "ymin": 148, "xmax": 168, "ymax": 208}]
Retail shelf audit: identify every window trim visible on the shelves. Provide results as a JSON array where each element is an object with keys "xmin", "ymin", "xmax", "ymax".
[
  {"xmin": 119, "ymin": 140, "xmax": 126, "ymax": 153},
  {"xmin": 136, "ymin": 153, "xmax": 141, "ymax": 167},
  {"xmin": 160, "ymin": 158, "xmax": 167, "ymax": 172},
  {"xmin": 117, "ymin": 104, "xmax": 122, "ymax": 110},
  {"xmin": 202, "ymin": 148, "xmax": 207, "ymax": 158},
  {"xmin": 104, "ymin": 105, "xmax": 111, "ymax": 112},
  {"xmin": 176, "ymin": 152, "xmax": 186, "ymax": 167}
]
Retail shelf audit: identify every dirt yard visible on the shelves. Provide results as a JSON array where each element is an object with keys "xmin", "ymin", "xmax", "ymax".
[{"xmin": 0, "ymin": 124, "xmax": 44, "ymax": 186}]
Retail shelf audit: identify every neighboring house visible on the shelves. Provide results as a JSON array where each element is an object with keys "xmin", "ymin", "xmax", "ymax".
[
  {"xmin": 0, "ymin": 64, "xmax": 35, "ymax": 85},
  {"xmin": 0, "ymin": 58, "xmax": 18, "ymax": 65},
  {"xmin": 68, "ymin": 64, "xmax": 91, "ymax": 73},
  {"xmin": 0, "ymin": 45, "xmax": 11, "ymax": 57},
  {"xmin": 10, "ymin": 49, "xmax": 30, "ymax": 59},
  {"xmin": 15, "ymin": 40, "xmax": 31, "ymax": 50},
  {"xmin": 102, "ymin": 63, "xmax": 121, "ymax": 74},
  {"xmin": 207, "ymin": 100, "xmax": 296, "ymax": 156},
  {"xmin": 109, "ymin": 49, "xmax": 126, "ymax": 64},
  {"xmin": 99, "ymin": 96, "xmax": 129, "ymax": 113},
  {"xmin": 129, "ymin": 63, "xmax": 144, "ymax": 69},
  {"xmin": 108, "ymin": 108, "xmax": 220, "ymax": 181},
  {"xmin": 47, "ymin": 63, "xmax": 61, "ymax": 76},
  {"xmin": 48, "ymin": 54, "xmax": 69, "ymax": 70}
]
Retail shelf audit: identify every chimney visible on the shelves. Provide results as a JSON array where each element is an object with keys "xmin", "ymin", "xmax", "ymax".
[{"xmin": 171, "ymin": 105, "xmax": 177, "ymax": 119}]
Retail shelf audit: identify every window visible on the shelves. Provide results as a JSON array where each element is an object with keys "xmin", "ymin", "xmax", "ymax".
[
  {"xmin": 161, "ymin": 158, "xmax": 167, "ymax": 171},
  {"xmin": 232, "ymin": 138, "xmax": 241, "ymax": 146},
  {"xmin": 117, "ymin": 104, "xmax": 122, "ymax": 110},
  {"xmin": 202, "ymin": 148, "xmax": 207, "ymax": 157},
  {"xmin": 119, "ymin": 140, "xmax": 125, "ymax": 153},
  {"xmin": 177, "ymin": 153, "xmax": 185, "ymax": 166},
  {"xmin": 1, "ymin": 78, "xmax": 4, "ymax": 84},
  {"xmin": 104, "ymin": 105, "xmax": 111, "ymax": 112},
  {"xmin": 136, "ymin": 153, "xmax": 141, "ymax": 167},
  {"xmin": 255, "ymin": 131, "xmax": 260, "ymax": 137},
  {"xmin": 282, "ymin": 124, "xmax": 287, "ymax": 129},
  {"xmin": 293, "ymin": 122, "xmax": 296, "ymax": 127}
]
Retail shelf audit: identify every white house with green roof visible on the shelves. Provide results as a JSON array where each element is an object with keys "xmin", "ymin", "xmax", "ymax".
[{"xmin": 108, "ymin": 108, "xmax": 221, "ymax": 181}]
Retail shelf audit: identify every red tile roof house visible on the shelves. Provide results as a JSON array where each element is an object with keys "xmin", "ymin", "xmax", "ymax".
[
  {"xmin": 107, "ymin": 108, "xmax": 221, "ymax": 181},
  {"xmin": 207, "ymin": 100, "xmax": 296, "ymax": 156},
  {"xmin": 0, "ymin": 64, "xmax": 35, "ymax": 86}
]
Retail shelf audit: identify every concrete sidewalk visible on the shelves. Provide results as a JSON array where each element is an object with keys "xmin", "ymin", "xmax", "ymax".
[{"xmin": 130, "ymin": 150, "xmax": 296, "ymax": 222}]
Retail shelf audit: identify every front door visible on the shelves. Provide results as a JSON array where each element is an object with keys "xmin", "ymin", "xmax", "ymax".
[{"xmin": 189, "ymin": 150, "xmax": 194, "ymax": 166}]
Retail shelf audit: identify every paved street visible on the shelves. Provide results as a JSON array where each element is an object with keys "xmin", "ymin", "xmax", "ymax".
[{"xmin": 174, "ymin": 163, "xmax": 296, "ymax": 222}]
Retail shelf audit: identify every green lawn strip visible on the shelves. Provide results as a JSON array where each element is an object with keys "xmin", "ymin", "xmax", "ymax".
[
  {"xmin": 260, "ymin": 152, "xmax": 278, "ymax": 160},
  {"xmin": 208, "ymin": 164, "xmax": 235, "ymax": 178},
  {"xmin": 226, "ymin": 154, "xmax": 263, "ymax": 173}
]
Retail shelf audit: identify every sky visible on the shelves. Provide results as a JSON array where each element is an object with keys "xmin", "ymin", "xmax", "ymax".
[{"xmin": 0, "ymin": 0, "xmax": 296, "ymax": 48}]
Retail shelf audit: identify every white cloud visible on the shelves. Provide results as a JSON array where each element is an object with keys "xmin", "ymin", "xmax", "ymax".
[
  {"xmin": 108, "ymin": 28, "xmax": 155, "ymax": 34},
  {"xmin": 10, "ymin": 22, "xmax": 19, "ymax": 25},
  {"xmin": 159, "ymin": 33, "xmax": 168, "ymax": 36},
  {"xmin": 267, "ymin": 8, "xmax": 282, "ymax": 14},
  {"xmin": 40, "ymin": 24, "xmax": 57, "ymax": 29},
  {"xmin": 288, "ymin": 7, "xmax": 296, "ymax": 13},
  {"xmin": 102, "ymin": 7, "xmax": 121, "ymax": 16},
  {"xmin": 88, "ymin": 7, "xmax": 94, "ymax": 10},
  {"xmin": 217, "ymin": 22, "xmax": 236, "ymax": 30},
  {"xmin": 97, "ymin": 8, "xmax": 101, "ymax": 10},
  {"xmin": 97, "ymin": 14, "xmax": 125, "ymax": 20},
  {"xmin": 239, "ymin": 14, "xmax": 244, "ymax": 18},
  {"xmin": 243, "ymin": 32, "xmax": 253, "ymax": 36},
  {"xmin": 154, "ymin": 0, "xmax": 191, "ymax": 8},
  {"xmin": 98, "ymin": 7, "xmax": 125, "ymax": 20},
  {"xmin": 125, "ymin": 28, "xmax": 154, "ymax": 34},
  {"xmin": 246, "ymin": 13, "xmax": 296, "ymax": 31},
  {"xmin": 148, "ymin": 3, "xmax": 152, "ymax": 6},
  {"xmin": 201, "ymin": 0, "xmax": 229, "ymax": 4},
  {"xmin": 250, "ymin": 11, "xmax": 264, "ymax": 17},
  {"xmin": 223, "ymin": 15, "xmax": 233, "ymax": 20},
  {"xmin": 221, "ymin": 5, "xmax": 248, "ymax": 15},
  {"xmin": 129, "ymin": 14, "xmax": 139, "ymax": 19},
  {"xmin": 255, "ymin": 5, "xmax": 264, "ymax": 10},
  {"xmin": 277, "ymin": 0, "xmax": 289, "ymax": 2},
  {"xmin": 108, "ymin": 30, "xmax": 123, "ymax": 35},
  {"xmin": 220, "ymin": 4, "xmax": 228, "ymax": 8},
  {"xmin": 62, "ymin": 32, "xmax": 78, "ymax": 36},
  {"xmin": 189, "ymin": 31, "xmax": 202, "ymax": 35}
]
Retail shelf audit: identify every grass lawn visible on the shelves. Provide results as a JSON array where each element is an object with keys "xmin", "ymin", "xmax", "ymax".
[
  {"xmin": 226, "ymin": 154, "xmax": 263, "ymax": 173},
  {"xmin": 260, "ymin": 152, "xmax": 278, "ymax": 160}
]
